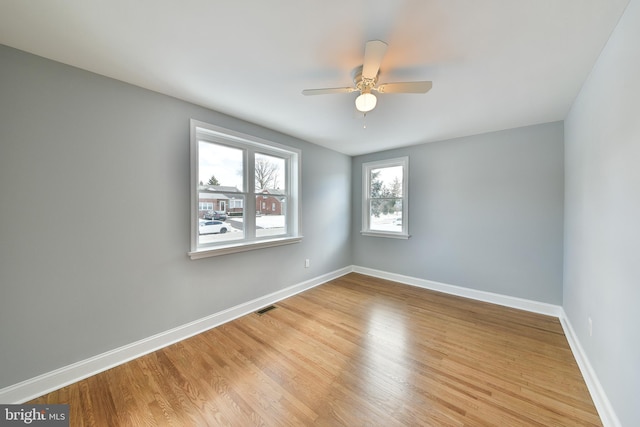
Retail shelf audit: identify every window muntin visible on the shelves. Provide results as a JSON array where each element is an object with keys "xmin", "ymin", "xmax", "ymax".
[
  {"xmin": 190, "ymin": 120, "xmax": 301, "ymax": 258},
  {"xmin": 362, "ymin": 157, "xmax": 409, "ymax": 239}
]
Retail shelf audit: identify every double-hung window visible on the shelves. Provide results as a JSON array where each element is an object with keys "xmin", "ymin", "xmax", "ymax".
[
  {"xmin": 361, "ymin": 157, "xmax": 409, "ymax": 239},
  {"xmin": 189, "ymin": 120, "xmax": 301, "ymax": 259}
]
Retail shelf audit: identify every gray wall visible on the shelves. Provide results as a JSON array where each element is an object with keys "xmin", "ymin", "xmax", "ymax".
[
  {"xmin": 564, "ymin": 0, "xmax": 640, "ymax": 425},
  {"xmin": 0, "ymin": 45, "xmax": 352, "ymax": 389},
  {"xmin": 352, "ymin": 123, "xmax": 565, "ymax": 304}
]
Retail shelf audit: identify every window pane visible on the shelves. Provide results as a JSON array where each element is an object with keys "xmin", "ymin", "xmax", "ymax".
[
  {"xmin": 256, "ymin": 195, "xmax": 286, "ymax": 238},
  {"xmin": 369, "ymin": 199, "xmax": 402, "ymax": 232},
  {"xmin": 198, "ymin": 197, "xmax": 245, "ymax": 245},
  {"xmin": 199, "ymin": 141, "xmax": 244, "ymax": 190},
  {"xmin": 255, "ymin": 153, "xmax": 285, "ymax": 192},
  {"xmin": 370, "ymin": 166, "xmax": 403, "ymax": 198}
]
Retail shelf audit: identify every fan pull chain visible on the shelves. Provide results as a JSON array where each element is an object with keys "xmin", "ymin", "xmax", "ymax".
[{"xmin": 363, "ymin": 112, "xmax": 367, "ymax": 129}]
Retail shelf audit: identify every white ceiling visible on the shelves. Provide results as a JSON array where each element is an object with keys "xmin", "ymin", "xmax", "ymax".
[{"xmin": 0, "ymin": 0, "xmax": 630, "ymax": 156}]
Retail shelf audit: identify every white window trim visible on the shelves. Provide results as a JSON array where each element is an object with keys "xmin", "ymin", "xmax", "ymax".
[
  {"xmin": 189, "ymin": 236, "xmax": 303, "ymax": 259},
  {"xmin": 189, "ymin": 120, "xmax": 302, "ymax": 259},
  {"xmin": 361, "ymin": 156, "xmax": 410, "ymax": 239}
]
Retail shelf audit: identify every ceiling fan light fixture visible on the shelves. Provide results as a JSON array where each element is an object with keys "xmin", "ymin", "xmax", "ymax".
[
  {"xmin": 302, "ymin": 40, "xmax": 432, "ymax": 114},
  {"xmin": 355, "ymin": 92, "xmax": 377, "ymax": 112}
]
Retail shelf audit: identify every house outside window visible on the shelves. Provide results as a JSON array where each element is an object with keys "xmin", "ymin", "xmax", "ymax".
[
  {"xmin": 190, "ymin": 120, "xmax": 301, "ymax": 259},
  {"xmin": 361, "ymin": 157, "xmax": 409, "ymax": 239}
]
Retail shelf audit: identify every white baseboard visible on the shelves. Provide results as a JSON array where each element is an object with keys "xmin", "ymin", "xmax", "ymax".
[
  {"xmin": 0, "ymin": 266, "xmax": 351, "ymax": 404},
  {"xmin": 559, "ymin": 311, "xmax": 621, "ymax": 427},
  {"xmin": 352, "ymin": 265, "xmax": 563, "ymax": 317}
]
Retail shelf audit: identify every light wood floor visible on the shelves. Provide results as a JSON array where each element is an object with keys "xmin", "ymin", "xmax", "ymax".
[{"xmin": 30, "ymin": 273, "xmax": 601, "ymax": 426}]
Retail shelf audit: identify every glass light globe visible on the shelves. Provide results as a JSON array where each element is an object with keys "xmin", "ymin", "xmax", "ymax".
[{"xmin": 355, "ymin": 93, "xmax": 377, "ymax": 112}]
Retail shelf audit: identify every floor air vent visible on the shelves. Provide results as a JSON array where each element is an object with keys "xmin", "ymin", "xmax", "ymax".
[{"xmin": 256, "ymin": 305, "xmax": 277, "ymax": 315}]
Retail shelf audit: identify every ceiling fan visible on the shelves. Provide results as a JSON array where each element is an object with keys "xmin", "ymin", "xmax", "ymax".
[{"xmin": 302, "ymin": 40, "xmax": 433, "ymax": 113}]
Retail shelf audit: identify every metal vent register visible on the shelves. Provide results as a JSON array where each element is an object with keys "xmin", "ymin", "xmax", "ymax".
[{"xmin": 255, "ymin": 305, "xmax": 277, "ymax": 315}]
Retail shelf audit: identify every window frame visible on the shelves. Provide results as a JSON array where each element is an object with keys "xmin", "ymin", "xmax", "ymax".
[
  {"xmin": 361, "ymin": 156, "xmax": 410, "ymax": 239},
  {"xmin": 189, "ymin": 120, "xmax": 302, "ymax": 259}
]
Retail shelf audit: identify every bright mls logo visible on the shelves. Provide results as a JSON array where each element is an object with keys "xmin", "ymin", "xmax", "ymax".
[{"xmin": 0, "ymin": 405, "xmax": 68, "ymax": 426}]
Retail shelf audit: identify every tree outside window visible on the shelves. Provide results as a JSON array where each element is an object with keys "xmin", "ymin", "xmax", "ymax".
[{"xmin": 362, "ymin": 157, "xmax": 409, "ymax": 239}]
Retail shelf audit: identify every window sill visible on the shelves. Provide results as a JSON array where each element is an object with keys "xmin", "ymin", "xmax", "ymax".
[
  {"xmin": 188, "ymin": 236, "xmax": 303, "ymax": 259},
  {"xmin": 360, "ymin": 230, "xmax": 411, "ymax": 240}
]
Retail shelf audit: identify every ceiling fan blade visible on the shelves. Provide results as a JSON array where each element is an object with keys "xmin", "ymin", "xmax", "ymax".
[
  {"xmin": 302, "ymin": 87, "xmax": 356, "ymax": 96},
  {"xmin": 362, "ymin": 40, "xmax": 388, "ymax": 80},
  {"xmin": 375, "ymin": 81, "xmax": 433, "ymax": 94}
]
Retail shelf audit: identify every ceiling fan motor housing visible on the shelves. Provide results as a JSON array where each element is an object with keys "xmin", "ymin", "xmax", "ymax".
[{"xmin": 352, "ymin": 66, "xmax": 378, "ymax": 94}]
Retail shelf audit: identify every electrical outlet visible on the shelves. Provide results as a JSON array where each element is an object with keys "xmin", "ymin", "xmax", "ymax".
[
  {"xmin": 305, "ymin": 259, "xmax": 310, "ymax": 268},
  {"xmin": 588, "ymin": 317, "xmax": 593, "ymax": 337}
]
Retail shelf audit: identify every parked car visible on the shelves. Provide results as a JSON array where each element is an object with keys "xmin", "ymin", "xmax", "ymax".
[
  {"xmin": 199, "ymin": 220, "xmax": 230, "ymax": 234},
  {"xmin": 204, "ymin": 210, "xmax": 227, "ymax": 220}
]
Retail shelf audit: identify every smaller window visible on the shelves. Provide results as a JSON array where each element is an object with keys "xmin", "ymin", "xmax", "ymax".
[{"xmin": 361, "ymin": 157, "xmax": 409, "ymax": 239}]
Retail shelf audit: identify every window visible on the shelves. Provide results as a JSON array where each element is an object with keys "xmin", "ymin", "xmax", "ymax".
[
  {"xmin": 199, "ymin": 202, "xmax": 213, "ymax": 212},
  {"xmin": 189, "ymin": 120, "xmax": 301, "ymax": 259},
  {"xmin": 361, "ymin": 157, "xmax": 409, "ymax": 239}
]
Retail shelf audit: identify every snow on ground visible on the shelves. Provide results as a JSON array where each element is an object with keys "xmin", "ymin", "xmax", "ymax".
[
  {"xmin": 230, "ymin": 215, "xmax": 284, "ymax": 229},
  {"xmin": 256, "ymin": 215, "xmax": 285, "ymax": 229},
  {"xmin": 370, "ymin": 213, "xmax": 402, "ymax": 232}
]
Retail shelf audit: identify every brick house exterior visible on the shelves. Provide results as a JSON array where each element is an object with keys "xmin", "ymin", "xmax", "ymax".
[
  {"xmin": 198, "ymin": 185, "xmax": 241, "ymax": 218},
  {"xmin": 256, "ymin": 189, "xmax": 285, "ymax": 215}
]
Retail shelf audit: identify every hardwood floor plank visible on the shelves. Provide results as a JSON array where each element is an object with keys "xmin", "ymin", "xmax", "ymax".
[{"xmin": 28, "ymin": 273, "xmax": 601, "ymax": 426}]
